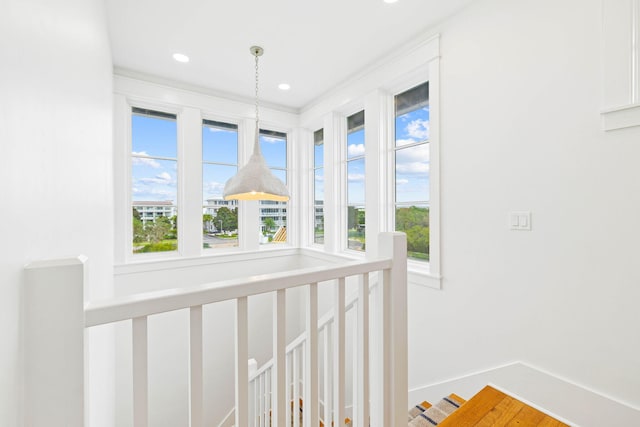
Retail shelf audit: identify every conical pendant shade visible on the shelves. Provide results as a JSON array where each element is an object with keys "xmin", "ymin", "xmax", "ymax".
[
  {"xmin": 223, "ymin": 45, "xmax": 290, "ymax": 202},
  {"xmin": 223, "ymin": 136, "xmax": 289, "ymax": 201}
]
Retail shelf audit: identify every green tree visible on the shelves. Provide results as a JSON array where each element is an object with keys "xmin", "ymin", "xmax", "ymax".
[
  {"xmin": 347, "ymin": 206, "xmax": 365, "ymax": 231},
  {"xmin": 396, "ymin": 206, "xmax": 429, "ymax": 230},
  {"xmin": 263, "ymin": 217, "xmax": 276, "ymax": 233},
  {"xmin": 132, "ymin": 208, "xmax": 147, "ymax": 243},
  {"xmin": 165, "ymin": 214, "xmax": 177, "ymax": 239},
  {"xmin": 202, "ymin": 214, "xmax": 213, "ymax": 232},
  {"xmin": 406, "ymin": 225, "xmax": 429, "ymax": 256},
  {"xmin": 133, "ymin": 217, "xmax": 146, "ymax": 243},
  {"xmin": 147, "ymin": 216, "xmax": 172, "ymax": 243},
  {"xmin": 396, "ymin": 206, "xmax": 429, "ymax": 260},
  {"xmin": 214, "ymin": 207, "xmax": 237, "ymax": 232}
]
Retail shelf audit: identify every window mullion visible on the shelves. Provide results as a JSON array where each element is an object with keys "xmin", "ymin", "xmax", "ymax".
[{"xmin": 179, "ymin": 107, "xmax": 203, "ymax": 258}]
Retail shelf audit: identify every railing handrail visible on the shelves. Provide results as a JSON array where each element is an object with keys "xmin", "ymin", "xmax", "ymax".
[{"xmin": 85, "ymin": 257, "xmax": 392, "ymax": 328}]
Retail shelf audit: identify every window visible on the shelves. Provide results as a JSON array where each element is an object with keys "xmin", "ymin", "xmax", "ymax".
[
  {"xmin": 394, "ymin": 82, "xmax": 429, "ymax": 261},
  {"xmin": 131, "ymin": 108, "xmax": 178, "ymax": 254},
  {"xmin": 259, "ymin": 129, "xmax": 288, "ymax": 244},
  {"xmin": 202, "ymin": 119, "xmax": 239, "ymax": 249},
  {"xmin": 346, "ymin": 111, "xmax": 365, "ymax": 252},
  {"xmin": 313, "ymin": 129, "xmax": 324, "ymax": 244}
]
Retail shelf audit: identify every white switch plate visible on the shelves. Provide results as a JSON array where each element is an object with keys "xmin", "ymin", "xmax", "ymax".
[{"xmin": 509, "ymin": 211, "xmax": 531, "ymax": 230}]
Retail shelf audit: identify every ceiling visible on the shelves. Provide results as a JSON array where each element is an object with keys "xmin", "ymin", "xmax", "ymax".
[{"xmin": 106, "ymin": 0, "xmax": 474, "ymax": 112}]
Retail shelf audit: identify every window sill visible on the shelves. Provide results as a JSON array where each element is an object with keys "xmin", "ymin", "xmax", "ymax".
[
  {"xmin": 408, "ymin": 267, "xmax": 442, "ymax": 290},
  {"xmin": 602, "ymin": 103, "xmax": 640, "ymax": 131},
  {"xmin": 116, "ymin": 246, "xmax": 299, "ymax": 275}
]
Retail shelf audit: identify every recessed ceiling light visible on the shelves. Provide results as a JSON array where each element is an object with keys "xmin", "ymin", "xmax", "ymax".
[
  {"xmin": 278, "ymin": 83, "xmax": 291, "ymax": 91},
  {"xmin": 172, "ymin": 53, "xmax": 189, "ymax": 63},
  {"xmin": 384, "ymin": 0, "xmax": 399, "ymax": 3}
]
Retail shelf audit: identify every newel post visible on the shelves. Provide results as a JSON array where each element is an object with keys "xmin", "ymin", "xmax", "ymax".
[
  {"xmin": 24, "ymin": 256, "xmax": 87, "ymax": 427},
  {"xmin": 378, "ymin": 232, "xmax": 408, "ymax": 427}
]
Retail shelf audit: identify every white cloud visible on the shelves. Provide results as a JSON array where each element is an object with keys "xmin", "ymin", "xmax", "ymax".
[
  {"xmin": 204, "ymin": 181, "xmax": 225, "ymax": 196},
  {"xmin": 348, "ymin": 173, "xmax": 365, "ymax": 182},
  {"xmin": 315, "ymin": 174, "xmax": 324, "ymax": 181},
  {"xmin": 132, "ymin": 152, "xmax": 160, "ymax": 168},
  {"xmin": 348, "ymin": 144, "xmax": 365, "ymax": 157},
  {"xmin": 132, "ymin": 187, "xmax": 175, "ymax": 202},
  {"xmin": 396, "ymin": 138, "xmax": 417, "ymax": 147},
  {"xmin": 396, "ymin": 144, "xmax": 429, "ymax": 163},
  {"xmin": 396, "ymin": 178, "xmax": 409, "ymax": 185},
  {"xmin": 262, "ymin": 136, "xmax": 284, "ymax": 144},
  {"xmin": 406, "ymin": 118, "xmax": 429, "ymax": 140},
  {"xmin": 139, "ymin": 171, "xmax": 173, "ymax": 185},
  {"xmin": 148, "ymin": 188, "xmax": 174, "ymax": 198},
  {"xmin": 397, "ymin": 162, "xmax": 429, "ymax": 174},
  {"xmin": 396, "ymin": 144, "xmax": 429, "ymax": 175}
]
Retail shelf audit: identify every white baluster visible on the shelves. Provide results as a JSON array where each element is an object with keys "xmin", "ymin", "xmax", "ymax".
[
  {"xmin": 132, "ymin": 316, "xmax": 148, "ymax": 427},
  {"xmin": 259, "ymin": 373, "xmax": 265, "ymax": 427},
  {"xmin": 357, "ymin": 273, "xmax": 370, "ymax": 427},
  {"xmin": 334, "ymin": 277, "xmax": 346, "ymax": 426},
  {"xmin": 273, "ymin": 289, "xmax": 286, "ymax": 426},
  {"xmin": 286, "ymin": 351, "xmax": 292, "ymax": 425},
  {"xmin": 293, "ymin": 345, "xmax": 300, "ymax": 427},
  {"xmin": 190, "ymin": 305, "xmax": 203, "ymax": 427},
  {"xmin": 304, "ymin": 282, "xmax": 319, "ymax": 427},
  {"xmin": 352, "ymin": 301, "xmax": 358, "ymax": 426},
  {"xmin": 323, "ymin": 323, "xmax": 333, "ymax": 425},
  {"xmin": 236, "ymin": 297, "xmax": 249, "ymax": 427}
]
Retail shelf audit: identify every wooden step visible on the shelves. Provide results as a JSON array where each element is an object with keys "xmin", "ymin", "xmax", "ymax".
[{"xmin": 438, "ymin": 385, "xmax": 569, "ymax": 427}]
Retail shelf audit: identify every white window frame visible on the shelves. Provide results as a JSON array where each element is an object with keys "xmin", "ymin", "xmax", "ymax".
[
  {"xmin": 312, "ymin": 128, "xmax": 325, "ymax": 247},
  {"xmin": 391, "ymin": 82, "xmax": 431, "ymax": 262},
  {"xmin": 257, "ymin": 124, "xmax": 293, "ymax": 249},
  {"xmin": 115, "ymin": 97, "xmax": 183, "ymax": 264},
  {"xmin": 299, "ymin": 34, "xmax": 441, "ymax": 288},
  {"xmin": 201, "ymin": 116, "xmax": 242, "ymax": 252},
  {"xmin": 344, "ymin": 109, "xmax": 367, "ymax": 254},
  {"xmin": 114, "ymin": 35, "xmax": 440, "ymax": 289},
  {"xmin": 113, "ymin": 77, "xmax": 297, "ymax": 266}
]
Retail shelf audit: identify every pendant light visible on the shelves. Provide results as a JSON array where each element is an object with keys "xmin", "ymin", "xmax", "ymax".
[{"xmin": 223, "ymin": 46, "xmax": 290, "ymax": 202}]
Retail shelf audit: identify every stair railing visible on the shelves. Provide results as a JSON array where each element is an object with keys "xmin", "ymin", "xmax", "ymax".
[
  {"xmin": 23, "ymin": 232, "xmax": 407, "ymax": 427},
  {"xmin": 247, "ymin": 281, "xmax": 366, "ymax": 426}
]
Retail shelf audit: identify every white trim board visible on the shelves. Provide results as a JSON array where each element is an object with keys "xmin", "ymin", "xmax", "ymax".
[{"xmin": 408, "ymin": 362, "xmax": 640, "ymax": 427}]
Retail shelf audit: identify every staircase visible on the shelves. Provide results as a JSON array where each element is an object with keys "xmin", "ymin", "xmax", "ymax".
[
  {"xmin": 252, "ymin": 394, "xmax": 458, "ymax": 427},
  {"xmin": 242, "ymin": 386, "xmax": 571, "ymax": 427},
  {"xmin": 407, "ymin": 386, "xmax": 570, "ymax": 427}
]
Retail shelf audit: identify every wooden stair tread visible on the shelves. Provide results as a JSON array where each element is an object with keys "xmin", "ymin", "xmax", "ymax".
[{"xmin": 438, "ymin": 385, "xmax": 569, "ymax": 427}]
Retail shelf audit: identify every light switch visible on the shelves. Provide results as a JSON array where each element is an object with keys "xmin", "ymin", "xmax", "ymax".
[{"xmin": 509, "ymin": 211, "xmax": 531, "ymax": 231}]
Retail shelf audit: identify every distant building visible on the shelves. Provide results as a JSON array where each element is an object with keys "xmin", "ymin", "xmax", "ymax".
[
  {"xmin": 203, "ymin": 198, "xmax": 286, "ymax": 233},
  {"xmin": 133, "ymin": 201, "xmax": 176, "ymax": 225}
]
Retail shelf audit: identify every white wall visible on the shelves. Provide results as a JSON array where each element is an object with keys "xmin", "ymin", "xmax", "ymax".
[
  {"xmin": 408, "ymin": 0, "xmax": 640, "ymax": 408},
  {"xmin": 0, "ymin": 0, "xmax": 114, "ymax": 425}
]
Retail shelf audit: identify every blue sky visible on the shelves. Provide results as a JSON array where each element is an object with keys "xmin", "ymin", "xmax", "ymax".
[
  {"xmin": 131, "ymin": 115, "xmax": 177, "ymax": 203},
  {"xmin": 337, "ymin": 106, "xmax": 429, "ymax": 206},
  {"xmin": 131, "ymin": 116, "xmax": 289, "ymax": 204},
  {"xmin": 395, "ymin": 106, "xmax": 430, "ymax": 204},
  {"xmin": 132, "ymin": 106, "xmax": 429, "ymax": 206},
  {"xmin": 202, "ymin": 125, "xmax": 238, "ymax": 202},
  {"xmin": 347, "ymin": 128, "xmax": 365, "ymax": 206}
]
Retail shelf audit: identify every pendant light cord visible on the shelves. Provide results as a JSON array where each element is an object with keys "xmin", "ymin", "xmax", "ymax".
[{"xmin": 254, "ymin": 51, "xmax": 260, "ymax": 145}]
